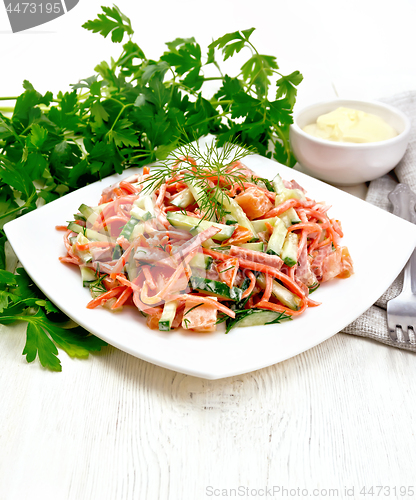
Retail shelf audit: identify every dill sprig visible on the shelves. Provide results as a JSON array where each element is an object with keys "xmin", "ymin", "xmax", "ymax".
[{"xmin": 142, "ymin": 137, "xmax": 256, "ymax": 222}]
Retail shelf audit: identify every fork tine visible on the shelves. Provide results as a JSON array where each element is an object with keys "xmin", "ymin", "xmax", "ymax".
[
  {"xmin": 386, "ymin": 184, "xmax": 416, "ymax": 345},
  {"xmin": 402, "ymin": 327, "xmax": 410, "ymax": 343},
  {"xmin": 388, "ymin": 325, "xmax": 398, "ymax": 341}
]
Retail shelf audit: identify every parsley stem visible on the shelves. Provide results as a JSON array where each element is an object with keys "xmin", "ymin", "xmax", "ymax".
[
  {"xmin": 272, "ymin": 126, "xmax": 292, "ymax": 164},
  {"xmin": 108, "ymin": 103, "xmax": 134, "ymax": 133},
  {"xmin": 0, "ymin": 97, "xmax": 18, "ymax": 101},
  {"xmin": 203, "ymin": 77, "xmax": 224, "ymax": 82},
  {"xmin": 209, "ymin": 99, "xmax": 233, "ymax": 107},
  {"xmin": 0, "ymin": 191, "xmax": 37, "ymax": 221},
  {"xmin": 106, "ymin": 97, "xmax": 125, "ymax": 107},
  {"xmin": 0, "ymin": 118, "xmax": 23, "ymax": 144},
  {"xmin": 245, "ymin": 39, "xmax": 259, "ymax": 55}
]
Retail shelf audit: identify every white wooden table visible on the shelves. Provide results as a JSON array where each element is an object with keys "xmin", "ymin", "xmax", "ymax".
[{"xmin": 1, "ymin": 1, "xmax": 416, "ymax": 499}]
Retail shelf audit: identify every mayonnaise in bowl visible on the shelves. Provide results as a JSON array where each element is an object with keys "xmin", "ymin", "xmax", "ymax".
[{"xmin": 302, "ymin": 106, "xmax": 398, "ymax": 143}]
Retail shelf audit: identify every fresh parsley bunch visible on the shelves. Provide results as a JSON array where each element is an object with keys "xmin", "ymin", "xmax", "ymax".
[{"xmin": 0, "ymin": 5, "xmax": 303, "ymax": 371}]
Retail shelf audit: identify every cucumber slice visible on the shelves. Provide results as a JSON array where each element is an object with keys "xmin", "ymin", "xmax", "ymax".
[
  {"xmin": 189, "ymin": 253, "xmax": 213, "ymax": 269},
  {"xmin": 226, "ymin": 309, "xmax": 290, "ymax": 332},
  {"xmin": 281, "ymin": 232, "xmax": 298, "ymax": 267},
  {"xmin": 159, "ymin": 300, "xmax": 179, "ymax": 331},
  {"xmin": 80, "ymin": 266, "xmax": 97, "ymax": 287},
  {"xmin": 251, "ymin": 217, "xmax": 279, "ymax": 233},
  {"xmin": 201, "ymin": 238, "xmax": 217, "ymax": 249},
  {"xmin": 130, "ymin": 222, "xmax": 145, "ymax": 241},
  {"xmin": 272, "ymin": 173, "xmax": 306, "ymax": 206},
  {"xmin": 130, "ymin": 206, "xmax": 152, "ymax": 221},
  {"xmin": 166, "ymin": 212, "xmax": 235, "ymax": 241},
  {"xmin": 78, "ymin": 203, "xmax": 107, "ymax": 226},
  {"xmin": 185, "ymin": 180, "xmax": 213, "ymax": 219},
  {"xmin": 74, "ymin": 214, "xmax": 86, "ymax": 223},
  {"xmin": 67, "ymin": 222, "xmax": 115, "ymax": 243},
  {"xmin": 272, "ymin": 173, "xmax": 286, "ymax": 194},
  {"xmin": 237, "ymin": 242, "xmax": 265, "ymax": 252},
  {"xmin": 210, "ymin": 246, "xmax": 231, "ymax": 252},
  {"xmin": 286, "ymin": 207, "xmax": 301, "ymax": 224},
  {"xmin": 256, "ymin": 273, "xmax": 301, "ymax": 310},
  {"xmin": 78, "ymin": 204, "xmax": 96, "ymax": 220},
  {"xmin": 275, "ymin": 189, "xmax": 306, "ymax": 206},
  {"xmin": 74, "ymin": 233, "xmax": 92, "ymax": 264},
  {"xmin": 113, "ymin": 217, "xmax": 141, "ymax": 259},
  {"xmin": 266, "ymin": 218, "xmax": 287, "ymax": 256},
  {"xmin": 133, "ymin": 194, "xmax": 155, "ymax": 218},
  {"xmin": 222, "ymin": 194, "xmax": 258, "ymax": 238},
  {"xmin": 190, "ymin": 276, "xmax": 242, "ymax": 301},
  {"xmin": 171, "ymin": 188, "xmax": 195, "ymax": 208},
  {"xmin": 279, "ymin": 208, "xmax": 301, "ymax": 228}
]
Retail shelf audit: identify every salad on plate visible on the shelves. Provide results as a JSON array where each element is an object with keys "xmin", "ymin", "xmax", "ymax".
[{"xmin": 59, "ymin": 143, "xmax": 354, "ymax": 334}]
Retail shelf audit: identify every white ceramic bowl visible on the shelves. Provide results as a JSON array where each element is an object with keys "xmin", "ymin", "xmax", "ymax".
[{"xmin": 289, "ymin": 99, "xmax": 411, "ymax": 185}]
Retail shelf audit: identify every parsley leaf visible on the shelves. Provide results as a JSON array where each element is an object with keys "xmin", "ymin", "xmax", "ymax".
[
  {"xmin": 82, "ymin": 5, "xmax": 134, "ymax": 43},
  {"xmin": 0, "ymin": 4, "xmax": 302, "ymax": 371},
  {"xmin": 0, "ymin": 307, "xmax": 107, "ymax": 372},
  {"xmin": 0, "ymin": 266, "xmax": 107, "ymax": 371}
]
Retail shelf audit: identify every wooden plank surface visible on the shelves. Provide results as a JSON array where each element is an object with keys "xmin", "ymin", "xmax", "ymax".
[
  {"xmin": 1, "ymin": 322, "xmax": 416, "ymax": 500},
  {"xmin": 2, "ymin": 0, "xmax": 416, "ymax": 498}
]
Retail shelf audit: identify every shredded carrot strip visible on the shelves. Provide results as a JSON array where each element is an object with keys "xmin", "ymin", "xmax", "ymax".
[
  {"xmin": 202, "ymin": 248, "xmax": 305, "ymax": 299},
  {"xmin": 62, "ymin": 231, "xmax": 82, "ymax": 264},
  {"xmin": 110, "ymin": 241, "xmax": 136, "ymax": 279},
  {"xmin": 143, "ymin": 266, "xmax": 157, "ymax": 290},
  {"xmin": 306, "ymin": 297, "xmax": 321, "ymax": 307},
  {"xmin": 317, "ymin": 237, "xmax": 332, "ymax": 248},
  {"xmin": 59, "ymin": 256, "xmax": 80, "ymax": 265},
  {"xmin": 256, "ymin": 299, "xmax": 307, "ymax": 317},
  {"xmin": 143, "ymin": 166, "xmax": 150, "ymax": 175},
  {"xmin": 242, "ymin": 271, "xmax": 257, "ymax": 299},
  {"xmin": 119, "ymin": 181, "xmax": 137, "ymax": 194},
  {"xmin": 76, "ymin": 241, "xmax": 117, "ymax": 251},
  {"xmin": 111, "ymin": 287, "xmax": 133, "ymax": 309},
  {"xmin": 264, "ymin": 221, "xmax": 274, "ymax": 234},
  {"xmin": 94, "ymin": 215, "xmax": 129, "ymax": 231},
  {"xmin": 86, "ymin": 286, "xmax": 126, "ymax": 309},
  {"xmin": 236, "ymin": 259, "xmax": 305, "ymax": 298},
  {"xmin": 287, "ymin": 222, "xmax": 322, "ymax": 234},
  {"xmin": 170, "ymin": 294, "xmax": 235, "ymax": 318},
  {"xmin": 261, "ymin": 199, "xmax": 300, "ymax": 219},
  {"xmin": 91, "ymin": 202, "xmax": 116, "ymax": 230},
  {"xmin": 55, "ymin": 225, "xmax": 68, "ymax": 231},
  {"xmin": 114, "ymin": 273, "xmax": 141, "ymax": 292},
  {"xmin": 201, "ymin": 248, "xmax": 229, "ymax": 262},
  {"xmin": 261, "ymin": 274, "xmax": 273, "ymax": 302},
  {"xmin": 140, "ymin": 251, "xmax": 196, "ymax": 304}
]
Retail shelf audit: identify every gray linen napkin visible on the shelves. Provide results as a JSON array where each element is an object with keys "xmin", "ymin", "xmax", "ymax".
[{"xmin": 341, "ymin": 91, "xmax": 416, "ymax": 351}]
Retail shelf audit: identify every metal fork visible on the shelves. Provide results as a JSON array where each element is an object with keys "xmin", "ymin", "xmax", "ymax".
[{"xmin": 387, "ymin": 184, "xmax": 416, "ymax": 342}]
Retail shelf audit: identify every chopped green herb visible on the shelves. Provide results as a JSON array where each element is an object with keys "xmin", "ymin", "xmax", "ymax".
[
  {"xmin": 265, "ymin": 311, "xmax": 292, "ymax": 325},
  {"xmin": 184, "ymin": 303, "xmax": 204, "ymax": 316},
  {"xmin": 308, "ymin": 282, "xmax": 320, "ymax": 294},
  {"xmin": 219, "ymin": 266, "xmax": 235, "ymax": 273}
]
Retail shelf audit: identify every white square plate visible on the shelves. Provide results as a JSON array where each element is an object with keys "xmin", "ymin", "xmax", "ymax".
[{"xmin": 5, "ymin": 154, "xmax": 416, "ymax": 379}]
